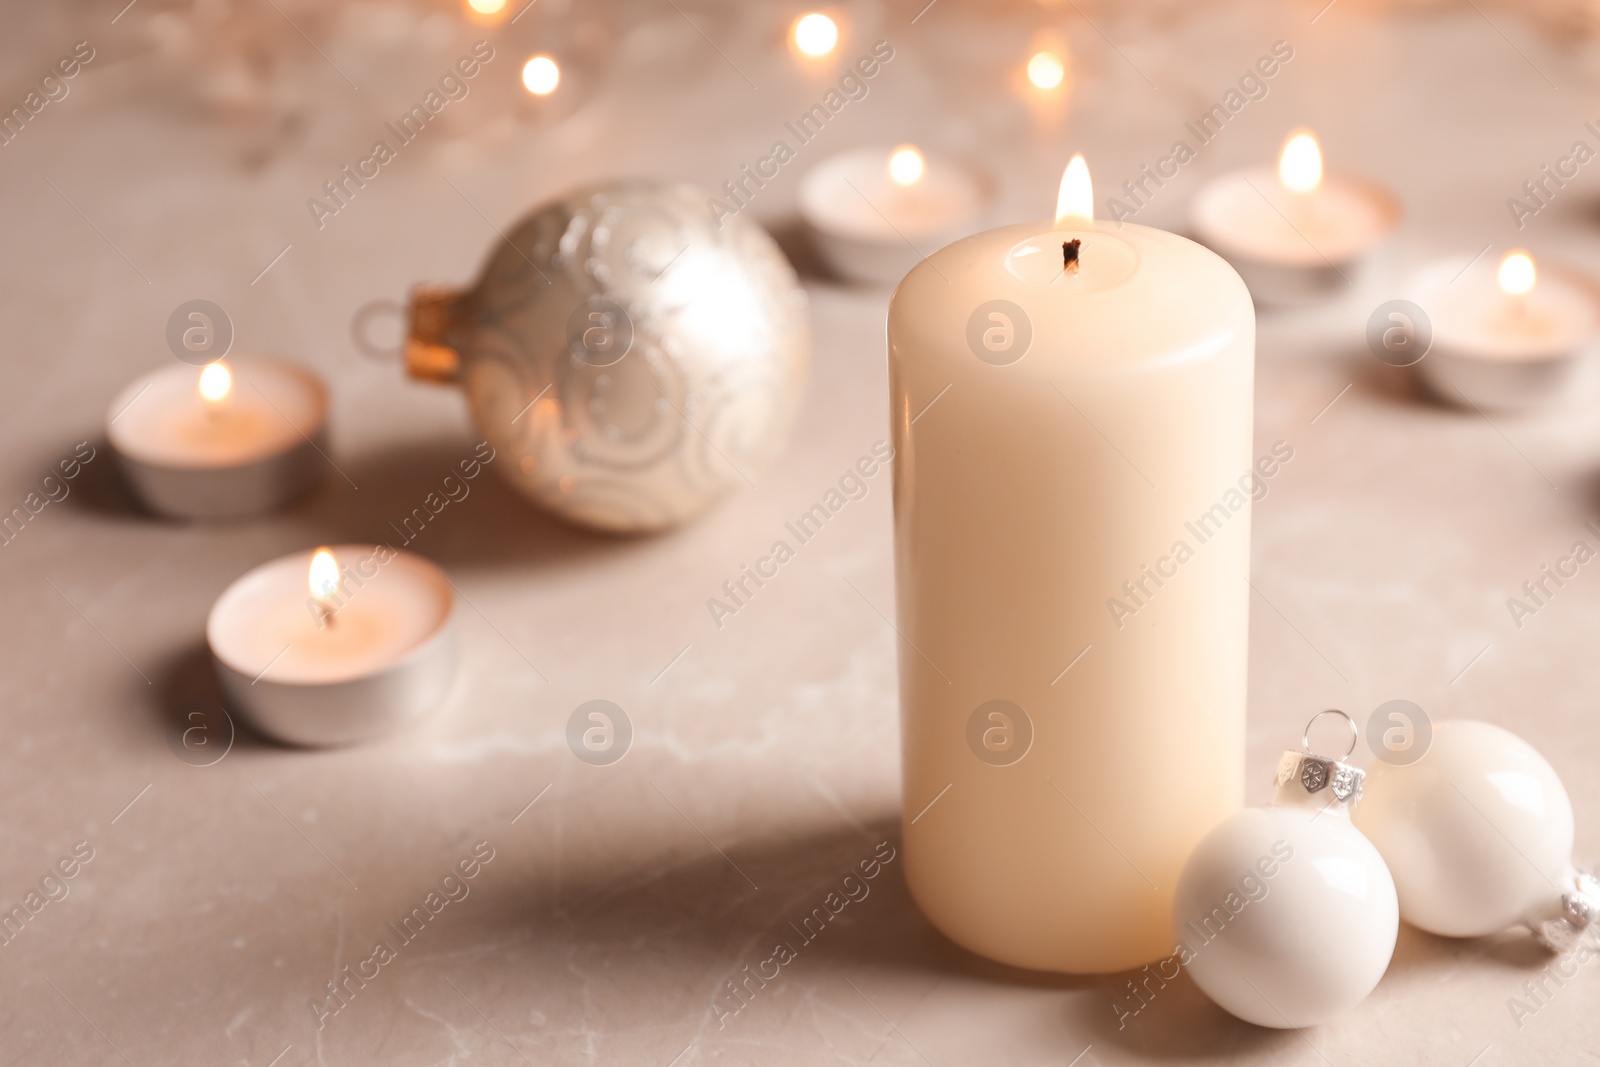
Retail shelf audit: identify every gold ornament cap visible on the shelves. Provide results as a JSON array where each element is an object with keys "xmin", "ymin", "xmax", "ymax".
[{"xmin": 405, "ymin": 284, "xmax": 465, "ymax": 383}]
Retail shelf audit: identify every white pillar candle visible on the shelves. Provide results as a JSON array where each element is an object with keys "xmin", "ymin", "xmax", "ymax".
[
  {"xmin": 1190, "ymin": 129, "xmax": 1399, "ymax": 305},
  {"xmin": 1407, "ymin": 249, "xmax": 1600, "ymax": 411},
  {"xmin": 889, "ymin": 157, "xmax": 1254, "ymax": 973},
  {"xmin": 105, "ymin": 356, "xmax": 329, "ymax": 519},
  {"xmin": 800, "ymin": 144, "xmax": 991, "ymax": 285},
  {"xmin": 207, "ymin": 544, "xmax": 457, "ymax": 747}
]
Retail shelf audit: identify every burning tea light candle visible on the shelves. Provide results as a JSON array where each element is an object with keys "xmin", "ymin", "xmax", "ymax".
[
  {"xmin": 800, "ymin": 143, "xmax": 991, "ymax": 284},
  {"xmin": 889, "ymin": 157, "xmax": 1253, "ymax": 974},
  {"xmin": 207, "ymin": 544, "xmax": 458, "ymax": 747},
  {"xmin": 1408, "ymin": 249, "xmax": 1600, "ymax": 411},
  {"xmin": 1190, "ymin": 129, "xmax": 1400, "ymax": 305},
  {"xmin": 105, "ymin": 356, "xmax": 329, "ymax": 519}
]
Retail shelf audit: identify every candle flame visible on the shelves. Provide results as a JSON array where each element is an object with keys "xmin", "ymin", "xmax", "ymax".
[
  {"xmin": 465, "ymin": 0, "xmax": 505, "ymax": 12},
  {"xmin": 521, "ymin": 55, "xmax": 560, "ymax": 95},
  {"xmin": 888, "ymin": 145, "xmax": 925, "ymax": 187},
  {"xmin": 792, "ymin": 12, "xmax": 838, "ymax": 57},
  {"xmin": 1055, "ymin": 154, "xmax": 1093, "ymax": 226},
  {"xmin": 1497, "ymin": 250, "xmax": 1537, "ymax": 297},
  {"xmin": 1278, "ymin": 129, "xmax": 1323, "ymax": 194},
  {"xmin": 198, "ymin": 360, "xmax": 233, "ymax": 404},
  {"xmin": 308, "ymin": 547, "xmax": 341, "ymax": 605}
]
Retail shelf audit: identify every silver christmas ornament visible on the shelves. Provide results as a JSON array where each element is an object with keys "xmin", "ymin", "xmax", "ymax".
[{"xmin": 406, "ymin": 179, "xmax": 809, "ymax": 533}]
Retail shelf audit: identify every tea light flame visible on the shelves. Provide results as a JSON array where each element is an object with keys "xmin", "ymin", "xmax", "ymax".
[
  {"xmin": 888, "ymin": 145, "xmax": 925, "ymax": 187},
  {"xmin": 792, "ymin": 13, "xmax": 839, "ymax": 57},
  {"xmin": 1055, "ymin": 154, "xmax": 1093, "ymax": 226},
  {"xmin": 1028, "ymin": 50, "xmax": 1065, "ymax": 89},
  {"xmin": 308, "ymin": 547, "xmax": 341, "ymax": 606},
  {"xmin": 465, "ymin": 0, "xmax": 505, "ymax": 12},
  {"xmin": 521, "ymin": 55, "xmax": 560, "ymax": 95},
  {"xmin": 1278, "ymin": 130, "xmax": 1323, "ymax": 194},
  {"xmin": 1497, "ymin": 250, "xmax": 1537, "ymax": 297},
  {"xmin": 198, "ymin": 361, "xmax": 233, "ymax": 404}
]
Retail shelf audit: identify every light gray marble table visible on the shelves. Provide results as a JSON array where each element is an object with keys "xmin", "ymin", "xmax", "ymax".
[{"xmin": 0, "ymin": 0, "xmax": 1596, "ymax": 1063}]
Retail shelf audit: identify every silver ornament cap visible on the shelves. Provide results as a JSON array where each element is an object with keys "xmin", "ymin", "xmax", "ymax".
[
  {"xmin": 1273, "ymin": 709, "xmax": 1366, "ymax": 810},
  {"xmin": 1531, "ymin": 870, "xmax": 1600, "ymax": 952}
]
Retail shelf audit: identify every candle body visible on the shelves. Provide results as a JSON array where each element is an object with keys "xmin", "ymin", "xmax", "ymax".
[
  {"xmin": 108, "ymin": 357, "xmax": 324, "ymax": 468},
  {"xmin": 888, "ymin": 221, "xmax": 1254, "ymax": 973},
  {"xmin": 1406, "ymin": 255, "xmax": 1600, "ymax": 411},
  {"xmin": 105, "ymin": 356, "xmax": 328, "ymax": 519},
  {"xmin": 1413, "ymin": 258, "xmax": 1599, "ymax": 359},
  {"xmin": 1191, "ymin": 168, "xmax": 1396, "ymax": 267},
  {"xmin": 208, "ymin": 545, "xmax": 457, "ymax": 747},
  {"xmin": 799, "ymin": 147, "xmax": 990, "ymax": 285},
  {"xmin": 1189, "ymin": 169, "xmax": 1399, "ymax": 305}
]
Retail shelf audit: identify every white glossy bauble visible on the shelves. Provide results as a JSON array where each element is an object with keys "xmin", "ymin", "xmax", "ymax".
[
  {"xmin": 1354, "ymin": 720, "xmax": 1573, "ymax": 937},
  {"xmin": 1173, "ymin": 806, "xmax": 1398, "ymax": 1029}
]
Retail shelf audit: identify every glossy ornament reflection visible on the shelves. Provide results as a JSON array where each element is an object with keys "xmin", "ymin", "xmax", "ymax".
[{"xmin": 1356, "ymin": 720, "xmax": 1582, "ymax": 940}]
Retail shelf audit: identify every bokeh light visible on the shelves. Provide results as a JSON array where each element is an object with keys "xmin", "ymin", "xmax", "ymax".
[
  {"xmin": 197, "ymin": 361, "xmax": 232, "ymax": 404},
  {"xmin": 1497, "ymin": 250, "xmax": 1536, "ymax": 296},
  {"xmin": 888, "ymin": 145, "xmax": 926, "ymax": 187},
  {"xmin": 1278, "ymin": 129, "xmax": 1323, "ymax": 194},
  {"xmin": 1027, "ymin": 51, "xmax": 1065, "ymax": 89},
  {"xmin": 792, "ymin": 13, "xmax": 839, "ymax": 57},
  {"xmin": 522, "ymin": 55, "xmax": 561, "ymax": 96}
]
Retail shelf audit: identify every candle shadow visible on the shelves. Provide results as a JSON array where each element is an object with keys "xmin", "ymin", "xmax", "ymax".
[
  {"xmin": 450, "ymin": 798, "xmax": 1433, "ymax": 1059},
  {"xmin": 385, "ymin": 801, "xmax": 1279, "ymax": 1055},
  {"xmin": 766, "ymin": 216, "xmax": 880, "ymax": 288},
  {"xmin": 193, "ymin": 751, "xmax": 1379, "ymax": 1059},
  {"xmin": 1089, "ymin": 921, "xmax": 1564, "ymax": 1057},
  {"xmin": 448, "ymin": 812, "xmax": 945, "ymax": 970},
  {"xmin": 283, "ymin": 437, "xmax": 643, "ymax": 573},
  {"xmin": 1396, "ymin": 920, "xmax": 1553, "ymax": 970},
  {"xmin": 1566, "ymin": 193, "xmax": 1600, "ymax": 232},
  {"xmin": 1065, "ymin": 963, "xmax": 1293, "ymax": 1058},
  {"xmin": 50, "ymin": 435, "xmax": 334, "ymax": 523},
  {"xmin": 38, "ymin": 436, "xmax": 145, "ymax": 520},
  {"xmin": 450, "ymin": 813, "xmax": 1309, "ymax": 1055},
  {"xmin": 144, "ymin": 641, "xmax": 276, "ymax": 761},
  {"xmin": 265, "ymin": 800, "xmax": 1113, "ymax": 1047},
  {"xmin": 1333, "ymin": 349, "xmax": 1440, "ymax": 414}
]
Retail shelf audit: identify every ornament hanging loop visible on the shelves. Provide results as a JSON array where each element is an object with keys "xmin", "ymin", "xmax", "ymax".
[
  {"xmin": 1303, "ymin": 708, "xmax": 1359, "ymax": 761},
  {"xmin": 350, "ymin": 298, "xmax": 406, "ymax": 364}
]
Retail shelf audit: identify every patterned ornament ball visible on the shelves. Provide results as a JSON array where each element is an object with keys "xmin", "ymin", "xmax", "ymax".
[{"xmin": 406, "ymin": 180, "xmax": 809, "ymax": 533}]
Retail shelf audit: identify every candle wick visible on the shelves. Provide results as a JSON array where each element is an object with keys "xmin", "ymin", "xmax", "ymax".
[
  {"xmin": 319, "ymin": 602, "xmax": 336, "ymax": 629},
  {"xmin": 1062, "ymin": 238, "xmax": 1081, "ymax": 275}
]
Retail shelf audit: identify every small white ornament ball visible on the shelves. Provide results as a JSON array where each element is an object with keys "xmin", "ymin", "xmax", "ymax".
[
  {"xmin": 1173, "ymin": 805, "xmax": 1398, "ymax": 1028},
  {"xmin": 1354, "ymin": 720, "xmax": 1574, "ymax": 938}
]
